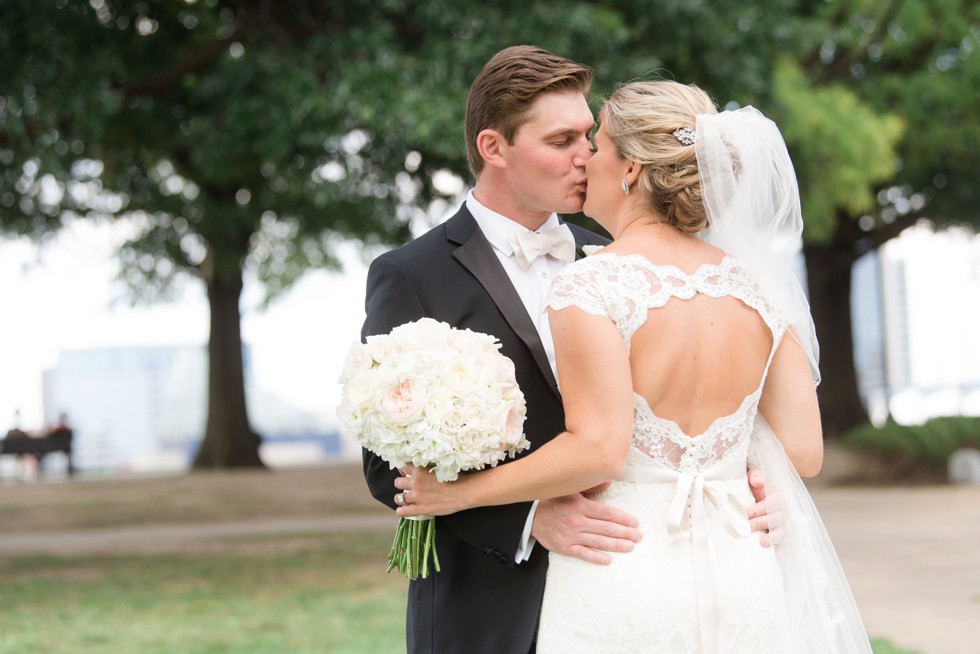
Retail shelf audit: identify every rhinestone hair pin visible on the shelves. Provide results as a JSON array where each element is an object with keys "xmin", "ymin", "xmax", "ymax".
[{"xmin": 673, "ymin": 127, "xmax": 697, "ymax": 146}]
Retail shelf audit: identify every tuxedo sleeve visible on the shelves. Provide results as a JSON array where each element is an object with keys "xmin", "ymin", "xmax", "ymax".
[{"xmin": 360, "ymin": 253, "xmax": 536, "ymax": 564}]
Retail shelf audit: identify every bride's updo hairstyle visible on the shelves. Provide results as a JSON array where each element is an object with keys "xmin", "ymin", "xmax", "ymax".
[{"xmin": 600, "ymin": 81, "xmax": 718, "ymax": 234}]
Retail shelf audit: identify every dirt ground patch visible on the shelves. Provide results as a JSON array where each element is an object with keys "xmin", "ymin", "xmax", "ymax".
[{"xmin": 0, "ymin": 463, "xmax": 384, "ymax": 533}]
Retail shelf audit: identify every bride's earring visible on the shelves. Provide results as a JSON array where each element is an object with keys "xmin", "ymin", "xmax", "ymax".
[{"xmin": 621, "ymin": 178, "xmax": 630, "ymax": 196}]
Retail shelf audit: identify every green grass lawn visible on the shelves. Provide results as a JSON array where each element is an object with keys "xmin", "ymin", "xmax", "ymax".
[
  {"xmin": 0, "ymin": 526, "xmax": 922, "ymax": 654},
  {"xmin": 0, "ymin": 531, "xmax": 407, "ymax": 654},
  {"xmin": 0, "ymin": 530, "xmax": 923, "ymax": 654}
]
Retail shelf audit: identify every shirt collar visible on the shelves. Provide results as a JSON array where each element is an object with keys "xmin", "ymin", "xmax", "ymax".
[{"xmin": 466, "ymin": 190, "xmax": 563, "ymax": 256}]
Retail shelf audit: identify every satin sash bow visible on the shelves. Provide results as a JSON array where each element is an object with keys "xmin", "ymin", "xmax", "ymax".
[
  {"xmin": 618, "ymin": 459, "xmax": 751, "ymax": 654},
  {"xmin": 507, "ymin": 224, "xmax": 576, "ymax": 271}
]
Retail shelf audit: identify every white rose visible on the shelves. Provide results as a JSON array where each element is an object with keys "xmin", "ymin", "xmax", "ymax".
[
  {"xmin": 379, "ymin": 374, "xmax": 428, "ymax": 426},
  {"xmin": 338, "ymin": 342, "xmax": 373, "ymax": 383},
  {"xmin": 441, "ymin": 355, "xmax": 481, "ymax": 394},
  {"xmin": 365, "ymin": 333, "xmax": 394, "ymax": 362},
  {"xmin": 489, "ymin": 404, "xmax": 526, "ymax": 448},
  {"xmin": 390, "ymin": 317, "xmax": 451, "ymax": 353},
  {"xmin": 453, "ymin": 328, "xmax": 500, "ymax": 356},
  {"xmin": 491, "ymin": 354, "xmax": 517, "ymax": 384},
  {"xmin": 459, "ymin": 394, "xmax": 490, "ymax": 428},
  {"xmin": 377, "ymin": 350, "xmax": 424, "ymax": 380},
  {"xmin": 439, "ymin": 405, "xmax": 468, "ymax": 434},
  {"xmin": 423, "ymin": 387, "xmax": 457, "ymax": 427},
  {"xmin": 342, "ymin": 368, "xmax": 383, "ymax": 411}
]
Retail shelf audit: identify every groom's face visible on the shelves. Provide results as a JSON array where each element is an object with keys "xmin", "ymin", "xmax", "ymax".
[{"xmin": 503, "ymin": 90, "xmax": 595, "ymax": 219}]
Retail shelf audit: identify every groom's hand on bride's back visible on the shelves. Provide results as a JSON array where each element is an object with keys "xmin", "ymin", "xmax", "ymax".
[
  {"xmin": 746, "ymin": 468, "xmax": 783, "ymax": 553},
  {"xmin": 532, "ymin": 493, "xmax": 642, "ymax": 565}
]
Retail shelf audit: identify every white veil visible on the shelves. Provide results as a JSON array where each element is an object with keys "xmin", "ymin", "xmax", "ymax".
[
  {"xmin": 696, "ymin": 107, "xmax": 820, "ymax": 384},
  {"xmin": 696, "ymin": 107, "xmax": 872, "ymax": 652}
]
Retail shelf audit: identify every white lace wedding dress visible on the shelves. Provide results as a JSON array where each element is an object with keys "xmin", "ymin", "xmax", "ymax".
[{"xmin": 536, "ymin": 253, "xmax": 871, "ymax": 654}]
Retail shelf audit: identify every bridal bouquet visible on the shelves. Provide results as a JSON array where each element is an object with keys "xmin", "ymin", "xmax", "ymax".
[{"xmin": 337, "ymin": 317, "xmax": 529, "ymax": 580}]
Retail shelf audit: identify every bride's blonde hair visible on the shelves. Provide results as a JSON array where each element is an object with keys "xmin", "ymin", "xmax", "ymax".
[{"xmin": 600, "ymin": 81, "xmax": 718, "ymax": 234}]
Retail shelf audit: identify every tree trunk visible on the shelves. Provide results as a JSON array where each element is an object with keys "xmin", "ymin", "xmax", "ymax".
[
  {"xmin": 192, "ymin": 267, "xmax": 265, "ymax": 469},
  {"xmin": 804, "ymin": 236, "xmax": 869, "ymax": 438}
]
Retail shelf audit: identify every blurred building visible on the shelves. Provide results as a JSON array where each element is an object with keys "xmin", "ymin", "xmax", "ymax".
[
  {"xmin": 852, "ymin": 224, "xmax": 980, "ymax": 424},
  {"xmin": 40, "ymin": 345, "xmax": 346, "ymax": 473}
]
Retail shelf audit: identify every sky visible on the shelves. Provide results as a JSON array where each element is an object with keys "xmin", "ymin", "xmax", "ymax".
[{"xmin": 0, "ymin": 220, "xmax": 369, "ymax": 433}]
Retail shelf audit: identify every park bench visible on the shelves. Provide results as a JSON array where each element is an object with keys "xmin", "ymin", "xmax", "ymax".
[{"xmin": 0, "ymin": 429, "xmax": 75, "ymax": 478}]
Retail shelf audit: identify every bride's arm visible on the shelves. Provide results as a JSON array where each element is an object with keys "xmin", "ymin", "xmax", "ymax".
[
  {"xmin": 757, "ymin": 333, "xmax": 824, "ymax": 477},
  {"xmin": 395, "ymin": 306, "xmax": 635, "ymax": 517}
]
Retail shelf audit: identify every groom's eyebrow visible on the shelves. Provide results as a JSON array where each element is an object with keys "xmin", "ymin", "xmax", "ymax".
[
  {"xmin": 543, "ymin": 123, "xmax": 596, "ymax": 140},
  {"xmin": 543, "ymin": 128, "xmax": 579, "ymax": 139}
]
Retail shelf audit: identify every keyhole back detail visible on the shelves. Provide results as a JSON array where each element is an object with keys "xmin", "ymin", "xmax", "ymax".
[{"xmin": 549, "ymin": 253, "xmax": 787, "ymax": 472}]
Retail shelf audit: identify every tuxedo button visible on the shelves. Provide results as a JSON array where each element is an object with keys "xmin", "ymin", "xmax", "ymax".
[{"xmin": 483, "ymin": 547, "xmax": 510, "ymax": 564}]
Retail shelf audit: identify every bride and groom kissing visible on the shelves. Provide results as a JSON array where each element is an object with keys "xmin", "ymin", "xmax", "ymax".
[{"xmin": 360, "ymin": 45, "xmax": 871, "ymax": 653}]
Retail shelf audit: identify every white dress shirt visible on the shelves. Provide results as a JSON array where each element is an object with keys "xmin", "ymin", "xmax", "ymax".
[{"xmin": 466, "ymin": 190, "xmax": 572, "ymax": 563}]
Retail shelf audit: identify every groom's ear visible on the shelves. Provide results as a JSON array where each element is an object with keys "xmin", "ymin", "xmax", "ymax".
[{"xmin": 477, "ymin": 129, "xmax": 508, "ymax": 170}]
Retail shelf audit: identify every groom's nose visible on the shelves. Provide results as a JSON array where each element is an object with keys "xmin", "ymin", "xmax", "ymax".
[{"xmin": 572, "ymin": 138, "xmax": 593, "ymax": 167}]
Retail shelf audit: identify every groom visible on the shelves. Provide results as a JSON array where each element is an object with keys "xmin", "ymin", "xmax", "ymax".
[{"xmin": 360, "ymin": 45, "xmax": 640, "ymax": 653}]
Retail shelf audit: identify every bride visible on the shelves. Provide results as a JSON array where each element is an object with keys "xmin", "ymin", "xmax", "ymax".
[{"xmin": 394, "ymin": 80, "xmax": 872, "ymax": 653}]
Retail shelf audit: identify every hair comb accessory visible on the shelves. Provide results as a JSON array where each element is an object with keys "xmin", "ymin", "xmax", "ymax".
[{"xmin": 673, "ymin": 127, "xmax": 697, "ymax": 146}]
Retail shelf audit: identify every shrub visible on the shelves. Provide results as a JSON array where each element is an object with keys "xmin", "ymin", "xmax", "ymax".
[{"xmin": 841, "ymin": 416, "xmax": 980, "ymax": 482}]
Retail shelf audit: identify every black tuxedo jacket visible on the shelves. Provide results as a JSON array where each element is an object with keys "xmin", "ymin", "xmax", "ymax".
[{"xmin": 361, "ymin": 205, "xmax": 608, "ymax": 654}]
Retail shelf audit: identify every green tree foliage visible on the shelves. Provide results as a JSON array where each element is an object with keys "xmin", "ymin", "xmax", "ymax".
[
  {"xmin": 2, "ymin": 1, "xmax": 977, "ymax": 466},
  {"xmin": 785, "ymin": 0, "xmax": 980, "ymax": 435}
]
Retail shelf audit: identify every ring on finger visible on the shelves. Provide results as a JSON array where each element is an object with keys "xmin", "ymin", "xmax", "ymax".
[{"xmin": 395, "ymin": 492, "xmax": 405, "ymax": 506}]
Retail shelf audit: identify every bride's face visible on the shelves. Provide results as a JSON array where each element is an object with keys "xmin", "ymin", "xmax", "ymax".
[{"xmin": 583, "ymin": 123, "xmax": 625, "ymax": 228}]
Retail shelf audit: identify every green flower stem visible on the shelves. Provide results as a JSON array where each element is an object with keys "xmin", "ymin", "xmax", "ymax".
[{"xmin": 387, "ymin": 517, "xmax": 440, "ymax": 581}]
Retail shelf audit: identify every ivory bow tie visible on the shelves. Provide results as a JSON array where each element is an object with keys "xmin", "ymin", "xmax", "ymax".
[{"xmin": 508, "ymin": 224, "xmax": 576, "ymax": 271}]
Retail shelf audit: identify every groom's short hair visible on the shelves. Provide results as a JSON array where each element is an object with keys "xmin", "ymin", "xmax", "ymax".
[{"xmin": 465, "ymin": 45, "xmax": 593, "ymax": 178}]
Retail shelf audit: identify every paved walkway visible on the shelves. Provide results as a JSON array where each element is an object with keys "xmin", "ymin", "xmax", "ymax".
[
  {"xmin": 810, "ymin": 485, "xmax": 980, "ymax": 654},
  {"xmin": 2, "ymin": 477, "xmax": 978, "ymax": 653},
  {"xmin": 0, "ymin": 513, "xmax": 396, "ymax": 555}
]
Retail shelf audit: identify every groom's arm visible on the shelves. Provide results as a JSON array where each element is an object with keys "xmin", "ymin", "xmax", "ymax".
[{"xmin": 360, "ymin": 253, "xmax": 537, "ymax": 563}]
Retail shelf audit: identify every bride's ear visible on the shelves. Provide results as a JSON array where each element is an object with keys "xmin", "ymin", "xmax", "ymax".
[{"xmin": 624, "ymin": 161, "xmax": 642, "ymax": 188}]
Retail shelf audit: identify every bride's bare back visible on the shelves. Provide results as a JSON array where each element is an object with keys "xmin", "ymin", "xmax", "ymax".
[
  {"xmin": 548, "ymin": 229, "xmax": 822, "ymax": 477},
  {"xmin": 630, "ymin": 263, "xmax": 773, "ymax": 437}
]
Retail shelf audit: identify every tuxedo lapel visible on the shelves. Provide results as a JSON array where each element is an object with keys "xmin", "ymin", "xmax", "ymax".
[
  {"xmin": 564, "ymin": 217, "xmax": 602, "ymax": 262},
  {"xmin": 447, "ymin": 211, "xmax": 561, "ymax": 399}
]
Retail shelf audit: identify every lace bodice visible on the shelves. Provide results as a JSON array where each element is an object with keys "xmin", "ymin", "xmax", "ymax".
[{"xmin": 548, "ymin": 253, "xmax": 788, "ymax": 474}]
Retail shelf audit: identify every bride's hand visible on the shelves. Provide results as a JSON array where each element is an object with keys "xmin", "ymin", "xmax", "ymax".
[{"xmin": 393, "ymin": 464, "xmax": 468, "ymax": 517}]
